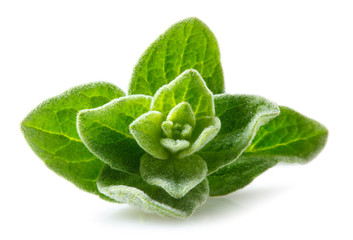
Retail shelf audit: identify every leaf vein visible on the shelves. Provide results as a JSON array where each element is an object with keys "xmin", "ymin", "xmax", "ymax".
[
  {"xmin": 91, "ymin": 120, "xmax": 134, "ymax": 139},
  {"xmin": 23, "ymin": 124, "xmax": 81, "ymax": 142},
  {"xmin": 246, "ymin": 132, "xmax": 326, "ymax": 153}
]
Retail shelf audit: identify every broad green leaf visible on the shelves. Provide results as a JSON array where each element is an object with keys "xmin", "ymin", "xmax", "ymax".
[
  {"xmin": 151, "ymin": 69, "xmax": 214, "ymax": 118},
  {"xmin": 166, "ymin": 102, "xmax": 196, "ymax": 127},
  {"xmin": 128, "ymin": 17, "xmax": 224, "ymax": 96},
  {"xmin": 198, "ymin": 94, "xmax": 280, "ymax": 174},
  {"xmin": 208, "ymin": 106, "xmax": 328, "ymax": 196},
  {"xmin": 207, "ymin": 154, "xmax": 277, "ymax": 196},
  {"xmin": 244, "ymin": 106, "xmax": 328, "ymax": 162},
  {"xmin": 178, "ymin": 116, "xmax": 221, "ymax": 158},
  {"xmin": 129, "ymin": 111, "xmax": 169, "ymax": 159},
  {"xmin": 97, "ymin": 165, "xmax": 209, "ymax": 218},
  {"xmin": 21, "ymin": 82, "xmax": 125, "ymax": 197},
  {"xmin": 140, "ymin": 154, "xmax": 208, "ymax": 198},
  {"xmin": 77, "ymin": 95, "xmax": 152, "ymax": 174}
]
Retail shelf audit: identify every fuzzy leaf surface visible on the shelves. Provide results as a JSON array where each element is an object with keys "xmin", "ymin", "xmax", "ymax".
[
  {"xmin": 97, "ymin": 165, "xmax": 209, "ymax": 218},
  {"xmin": 166, "ymin": 102, "xmax": 196, "ymax": 127},
  {"xmin": 199, "ymin": 94, "xmax": 280, "ymax": 174},
  {"xmin": 128, "ymin": 17, "xmax": 224, "ymax": 96},
  {"xmin": 129, "ymin": 111, "xmax": 169, "ymax": 160},
  {"xmin": 77, "ymin": 95, "xmax": 152, "ymax": 174},
  {"xmin": 208, "ymin": 106, "xmax": 328, "ymax": 196},
  {"xmin": 21, "ymin": 82, "xmax": 125, "ymax": 196},
  {"xmin": 140, "ymin": 154, "xmax": 208, "ymax": 198},
  {"xmin": 160, "ymin": 139, "xmax": 190, "ymax": 153},
  {"xmin": 151, "ymin": 69, "xmax": 214, "ymax": 118},
  {"xmin": 178, "ymin": 116, "xmax": 221, "ymax": 158}
]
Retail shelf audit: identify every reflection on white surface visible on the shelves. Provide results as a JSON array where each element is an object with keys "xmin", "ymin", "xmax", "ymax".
[{"xmin": 99, "ymin": 185, "xmax": 289, "ymax": 225}]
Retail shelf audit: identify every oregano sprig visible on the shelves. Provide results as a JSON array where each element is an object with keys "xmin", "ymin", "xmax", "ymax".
[{"xmin": 21, "ymin": 17, "xmax": 328, "ymax": 218}]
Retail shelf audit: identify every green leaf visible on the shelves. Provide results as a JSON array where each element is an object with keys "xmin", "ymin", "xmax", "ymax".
[
  {"xmin": 151, "ymin": 69, "xmax": 214, "ymax": 118},
  {"xmin": 128, "ymin": 17, "xmax": 224, "ymax": 96},
  {"xmin": 178, "ymin": 116, "xmax": 221, "ymax": 158},
  {"xmin": 244, "ymin": 106, "xmax": 328, "ymax": 162},
  {"xmin": 198, "ymin": 94, "xmax": 280, "ymax": 174},
  {"xmin": 77, "ymin": 95, "xmax": 152, "ymax": 174},
  {"xmin": 160, "ymin": 138, "xmax": 190, "ymax": 153},
  {"xmin": 166, "ymin": 102, "xmax": 196, "ymax": 127},
  {"xmin": 208, "ymin": 106, "xmax": 328, "ymax": 196},
  {"xmin": 97, "ymin": 165, "xmax": 209, "ymax": 218},
  {"xmin": 21, "ymin": 82, "xmax": 125, "ymax": 197},
  {"xmin": 161, "ymin": 120, "xmax": 174, "ymax": 138},
  {"xmin": 207, "ymin": 154, "xmax": 277, "ymax": 196},
  {"xmin": 129, "ymin": 111, "xmax": 169, "ymax": 160},
  {"xmin": 140, "ymin": 154, "xmax": 208, "ymax": 198}
]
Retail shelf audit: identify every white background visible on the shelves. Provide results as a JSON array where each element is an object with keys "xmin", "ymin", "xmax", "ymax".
[{"xmin": 1, "ymin": 0, "xmax": 352, "ymax": 239}]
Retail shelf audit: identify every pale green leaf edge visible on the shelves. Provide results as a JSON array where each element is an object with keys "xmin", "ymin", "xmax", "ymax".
[
  {"xmin": 201, "ymin": 94, "xmax": 281, "ymax": 175},
  {"xmin": 179, "ymin": 116, "xmax": 221, "ymax": 158},
  {"xmin": 97, "ymin": 169, "xmax": 209, "ymax": 218},
  {"xmin": 76, "ymin": 94, "xmax": 153, "ymax": 174},
  {"xmin": 207, "ymin": 105, "xmax": 329, "ymax": 196},
  {"xmin": 129, "ymin": 111, "xmax": 169, "ymax": 159},
  {"xmin": 140, "ymin": 154, "xmax": 208, "ymax": 198}
]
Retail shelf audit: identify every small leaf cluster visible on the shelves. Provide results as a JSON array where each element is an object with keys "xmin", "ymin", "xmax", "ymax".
[{"xmin": 21, "ymin": 18, "xmax": 328, "ymax": 218}]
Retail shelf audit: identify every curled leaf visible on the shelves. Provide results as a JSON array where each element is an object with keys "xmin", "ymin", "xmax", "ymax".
[
  {"xmin": 77, "ymin": 95, "xmax": 152, "ymax": 174},
  {"xmin": 199, "ymin": 94, "xmax": 280, "ymax": 174},
  {"xmin": 179, "ymin": 116, "xmax": 221, "ymax": 158},
  {"xmin": 140, "ymin": 153, "xmax": 208, "ymax": 198},
  {"xmin": 160, "ymin": 138, "xmax": 190, "ymax": 153},
  {"xmin": 166, "ymin": 102, "xmax": 196, "ymax": 128},
  {"xmin": 129, "ymin": 111, "xmax": 169, "ymax": 160},
  {"xmin": 208, "ymin": 106, "xmax": 328, "ymax": 196},
  {"xmin": 151, "ymin": 69, "xmax": 214, "ymax": 118},
  {"xmin": 98, "ymin": 165, "xmax": 209, "ymax": 218}
]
